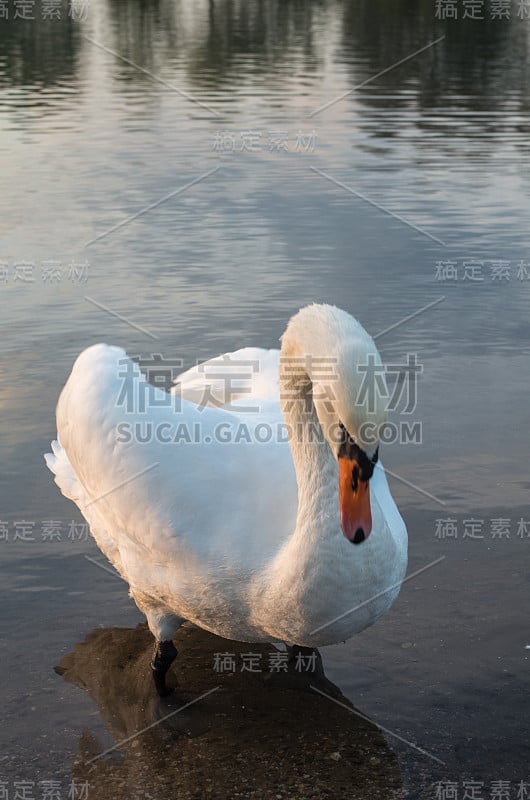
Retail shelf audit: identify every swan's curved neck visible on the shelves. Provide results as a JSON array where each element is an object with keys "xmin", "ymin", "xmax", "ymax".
[
  {"xmin": 279, "ymin": 357, "xmax": 337, "ymax": 543},
  {"xmin": 278, "ymin": 304, "xmax": 386, "ymax": 545}
]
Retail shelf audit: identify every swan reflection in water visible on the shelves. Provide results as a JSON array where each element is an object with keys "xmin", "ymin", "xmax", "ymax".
[{"xmin": 56, "ymin": 623, "xmax": 403, "ymax": 800}]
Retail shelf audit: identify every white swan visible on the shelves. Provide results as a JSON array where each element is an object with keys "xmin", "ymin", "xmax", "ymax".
[{"xmin": 45, "ymin": 304, "xmax": 407, "ymax": 694}]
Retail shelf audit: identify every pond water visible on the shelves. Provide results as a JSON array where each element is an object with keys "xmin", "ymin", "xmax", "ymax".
[{"xmin": 1, "ymin": 1, "xmax": 529, "ymax": 798}]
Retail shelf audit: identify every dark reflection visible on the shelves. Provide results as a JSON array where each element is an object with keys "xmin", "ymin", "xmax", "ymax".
[
  {"xmin": 339, "ymin": 0, "xmax": 530, "ymax": 145},
  {"xmin": 340, "ymin": 0, "xmax": 526, "ymax": 99},
  {"xmin": 0, "ymin": 13, "xmax": 81, "ymax": 90},
  {"xmin": 95, "ymin": 0, "xmax": 530, "ymax": 108},
  {"xmin": 188, "ymin": 0, "xmax": 323, "ymax": 87},
  {"xmin": 2, "ymin": 0, "xmax": 529, "ymax": 132},
  {"xmin": 102, "ymin": 0, "xmax": 325, "ymax": 90},
  {"xmin": 99, "ymin": 0, "xmax": 179, "ymax": 82},
  {"xmin": 57, "ymin": 623, "xmax": 402, "ymax": 799}
]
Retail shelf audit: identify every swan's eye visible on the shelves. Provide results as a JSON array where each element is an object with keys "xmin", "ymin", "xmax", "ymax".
[
  {"xmin": 338, "ymin": 421, "xmax": 378, "ymax": 481},
  {"xmin": 338, "ymin": 420, "xmax": 354, "ymax": 447}
]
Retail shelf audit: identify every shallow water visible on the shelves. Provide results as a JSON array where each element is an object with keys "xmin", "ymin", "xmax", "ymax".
[{"xmin": 1, "ymin": 1, "xmax": 529, "ymax": 797}]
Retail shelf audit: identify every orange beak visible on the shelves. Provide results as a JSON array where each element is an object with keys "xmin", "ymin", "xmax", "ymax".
[{"xmin": 339, "ymin": 457, "xmax": 372, "ymax": 544}]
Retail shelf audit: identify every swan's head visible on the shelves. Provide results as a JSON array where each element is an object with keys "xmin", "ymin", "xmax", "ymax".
[{"xmin": 281, "ymin": 304, "xmax": 388, "ymax": 545}]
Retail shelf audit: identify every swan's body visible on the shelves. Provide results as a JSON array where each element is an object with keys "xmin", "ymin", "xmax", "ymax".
[{"xmin": 45, "ymin": 305, "xmax": 407, "ymax": 655}]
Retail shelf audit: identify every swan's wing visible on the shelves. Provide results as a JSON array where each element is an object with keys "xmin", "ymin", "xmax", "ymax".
[
  {"xmin": 172, "ymin": 347, "xmax": 280, "ymax": 410},
  {"xmin": 45, "ymin": 345, "xmax": 297, "ymax": 575}
]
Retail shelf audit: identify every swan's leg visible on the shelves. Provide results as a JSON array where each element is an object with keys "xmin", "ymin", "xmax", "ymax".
[
  {"xmin": 283, "ymin": 644, "xmax": 344, "ymax": 700},
  {"xmin": 151, "ymin": 639, "xmax": 178, "ymax": 697},
  {"xmin": 143, "ymin": 607, "xmax": 184, "ymax": 697},
  {"xmin": 265, "ymin": 644, "xmax": 324, "ymax": 690},
  {"xmin": 286, "ymin": 644, "xmax": 326, "ymax": 681}
]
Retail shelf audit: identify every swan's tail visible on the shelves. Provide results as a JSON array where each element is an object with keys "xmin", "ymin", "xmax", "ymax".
[
  {"xmin": 45, "ymin": 438, "xmax": 126, "ymax": 576},
  {"xmin": 44, "ymin": 439, "xmax": 88, "ymax": 505}
]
